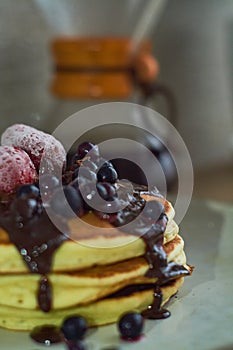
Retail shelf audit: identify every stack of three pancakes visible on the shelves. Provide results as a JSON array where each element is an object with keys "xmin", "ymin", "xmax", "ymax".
[{"xmin": 0, "ymin": 188, "xmax": 191, "ymax": 331}]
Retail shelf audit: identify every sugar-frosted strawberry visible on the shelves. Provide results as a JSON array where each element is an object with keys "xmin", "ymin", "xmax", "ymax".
[
  {"xmin": 1, "ymin": 124, "xmax": 66, "ymax": 172},
  {"xmin": 0, "ymin": 146, "xmax": 38, "ymax": 193}
]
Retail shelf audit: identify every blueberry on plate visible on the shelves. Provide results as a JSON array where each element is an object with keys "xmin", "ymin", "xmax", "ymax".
[
  {"xmin": 61, "ymin": 315, "xmax": 87, "ymax": 341},
  {"xmin": 118, "ymin": 312, "xmax": 144, "ymax": 340}
]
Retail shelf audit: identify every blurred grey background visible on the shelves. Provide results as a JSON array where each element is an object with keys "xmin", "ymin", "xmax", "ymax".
[{"xmin": 0, "ymin": 0, "xmax": 232, "ymax": 201}]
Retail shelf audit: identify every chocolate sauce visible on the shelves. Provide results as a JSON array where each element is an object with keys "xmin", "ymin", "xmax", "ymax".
[
  {"xmin": 142, "ymin": 285, "xmax": 170, "ymax": 319},
  {"xmin": 107, "ymin": 284, "xmax": 168, "ymax": 319},
  {"xmin": 110, "ymin": 184, "xmax": 189, "ymax": 319},
  {"xmin": 107, "ymin": 284, "xmax": 155, "ymax": 298},
  {"xmin": 0, "ymin": 183, "xmax": 189, "ymax": 321},
  {"xmin": 38, "ymin": 275, "xmax": 52, "ymax": 312},
  {"xmin": 113, "ymin": 189, "xmax": 146, "ymax": 227},
  {"xmin": 143, "ymin": 218, "xmax": 189, "ymax": 282},
  {"xmin": 107, "ymin": 283, "xmax": 171, "ymax": 320},
  {"xmin": 30, "ymin": 325, "xmax": 63, "ymax": 344},
  {"xmin": 140, "ymin": 211, "xmax": 189, "ymax": 318},
  {"xmin": 0, "ymin": 196, "xmax": 69, "ymax": 312}
]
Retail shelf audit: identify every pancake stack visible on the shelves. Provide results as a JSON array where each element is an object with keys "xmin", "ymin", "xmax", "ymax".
[
  {"xmin": 0, "ymin": 189, "xmax": 191, "ymax": 331},
  {"xmin": 0, "ymin": 124, "xmax": 191, "ymax": 332}
]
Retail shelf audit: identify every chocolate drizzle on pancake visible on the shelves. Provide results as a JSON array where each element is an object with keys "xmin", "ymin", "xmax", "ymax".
[
  {"xmin": 0, "ymin": 196, "xmax": 69, "ymax": 312},
  {"xmin": 38, "ymin": 275, "xmax": 52, "ymax": 312},
  {"xmin": 142, "ymin": 285, "xmax": 171, "ymax": 319},
  {"xmin": 110, "ymin": 184, "xmax": 189, "ymax": 319},
  {"xmin": 0, "ymin": 183, "xmax": 189, "ymax": 319},
  {"xmin": 136, "ymin": 188, "xmax": 189, "ymax": 318},
  {"xmin": 107, "ymin": 284, "xmax": 170, "ymax": 319},
  {"xmin": 143, "ymin": 217, "xmax": 189, "ymax": 284}
]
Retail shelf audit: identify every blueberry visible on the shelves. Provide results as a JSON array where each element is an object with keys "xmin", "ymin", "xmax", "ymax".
[
  {"xmin": 61, "ymin": 315, "xmax": 87, "ymax": 341},
  {"xmin": 118, "ymin": 312, "xmax": 144, "ymax": 340},
  {"xmin": 78, "ymin": 180, "xmax": 97, "ymax": 210},
  {"xmin": 97, "ymin": 165, "xmax": 118, "ymax": 184},
  {"xmin": 142, "ymin": 200, "xmax": 164, "ymax": 222},
  {"xmin": 64, "ymin": 187, "xmax": 85, "ymax": 216},
  {"xmin": 16, "ymin": 184, "xmax": 40, "ymax": 199},
  {"xmin": 71, "ymin": 176, "xmax": 86, "ymax": 192},
  {"xmin": 95, "ymin": 158, "xmax": 114, "ymax": 169},
  {"xmin": 96, "ymin": 182, "xmax": 117, "ymax": 201},
  {"xmin": 50, "ymin": 186, "xmax": 85, "ymax": 218},
  {"xmin": 39, "ymin": 174, "xmax": 60, "ymax": 199},
  {"xmin": 77, "ymin": 142, "xmax": 99, "ymax": 159},
  {"xmin": 12, "ymin": 197, "xmax": 42, "ymax": 222}
]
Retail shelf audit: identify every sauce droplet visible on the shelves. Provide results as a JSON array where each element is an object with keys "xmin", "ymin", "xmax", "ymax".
[{"xmin": 30, "ymin": 325, "xmax": 63, "ymax": 345}]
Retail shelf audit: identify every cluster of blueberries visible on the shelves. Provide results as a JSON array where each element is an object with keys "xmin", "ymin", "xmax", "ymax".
[
  {"xmin": 14, "ymin": 141, "xmax": 120, "ymax": 221},
  {"xmin": 13, "ymin": 141, "xmax": 165, "ymax": 233}
]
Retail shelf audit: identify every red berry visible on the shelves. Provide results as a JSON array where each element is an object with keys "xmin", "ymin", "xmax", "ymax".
[
  {"xmin": 0, "ymin": 146, "xmax": 38, "ymax": 193},
  {"xmin": 1, "ymin": 124, "xmax": 66, "ymax": 172}
]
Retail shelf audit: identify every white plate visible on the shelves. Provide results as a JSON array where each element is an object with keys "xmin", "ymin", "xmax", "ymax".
[{"xmin": 1, "ymin": 199, "xmax": 233, "ymax": 350}]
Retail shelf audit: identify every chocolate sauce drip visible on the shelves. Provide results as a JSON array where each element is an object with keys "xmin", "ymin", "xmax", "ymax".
[
  {"xmin": 143, "ymin": 218, "xmax": 189, "ymax": 283},
  {"xmin": 138, "ymin": 191, "xmax": 189, "ymax": 318},
  {"xmin": 112, "ymin": 184, "xmax": 189, "ymax": 318},
  {"xmin": 114, "ymin": 185, "xmax": 189, "ymax": 279},
  {"xmin": 0, "ymin": 196, "xmax": 69, "ymax": 312},
  {"xmin": 38, "ymin": 275, "xmax": 52, "ymax": 312},
  {"xmin": 142, "ymin": 285, "xmax": 170, "ymax": 319},
  {"xmin": 30, "ymin": 325, "xmax": 63, "ymax": 344},
  {"xmin": 108, "ymin": 284, "xmax": 170, "ymax": 319},
  {"xmin": 0, "ymin": 201, "xmax": 68, "ymax": 274},
  {"xmin": 143, "ymin": 218, "xmax": 168, "ymax": 278},
  {"xmin": 0, "ymin": 183, "xmax": 189, "ymax": 320},
  {"xmin": 107, "ymin": 283, "xmax": 170, "ymax": 321}
]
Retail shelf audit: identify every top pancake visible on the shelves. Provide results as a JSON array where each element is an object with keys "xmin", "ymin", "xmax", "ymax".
[{"xmin": 0, "ymin": 196, "xmax": 178, "ymax": 273}]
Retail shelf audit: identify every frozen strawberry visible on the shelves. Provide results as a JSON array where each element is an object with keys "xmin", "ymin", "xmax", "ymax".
[
  {"xmin": 0, "ymin": 146, "xmax": 38, "ymax": 193},
  {"xmin": 1, "ymin": 124, "xmax": 66, "ymax": 172}
]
